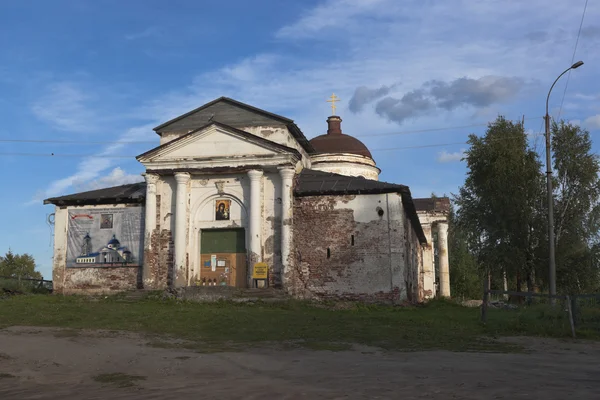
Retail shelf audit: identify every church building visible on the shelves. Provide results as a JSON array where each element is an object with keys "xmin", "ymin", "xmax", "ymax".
[{"xmin": 44, "ymin": 96, "xmax": 450, "ymax": 303}]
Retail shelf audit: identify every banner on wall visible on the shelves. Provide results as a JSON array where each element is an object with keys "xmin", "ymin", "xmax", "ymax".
[{"xmin": 66, "ymin": 207, "xmax": 144, "ymax": 268}]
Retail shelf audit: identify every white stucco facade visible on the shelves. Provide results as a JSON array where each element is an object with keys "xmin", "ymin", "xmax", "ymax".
[
  {"xmin": 138, "ymin": 119, "xmax": 300, "ymax": 289},
  {"xmin": 417, "ymin": 210, "xmax": 450, "ymax": 299},
  {"xmin": 45, "ymin": 97, "xmax": 449, "ymax": 302},
  {"xmin": 310, "ymin": 153, "xmax": 380, "ymax": 180}
]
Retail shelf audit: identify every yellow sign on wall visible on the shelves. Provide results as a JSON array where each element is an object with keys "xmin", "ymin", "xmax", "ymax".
[{"xmin": 252, "ymin": 262, "xmax": 268, "ymax": 280}]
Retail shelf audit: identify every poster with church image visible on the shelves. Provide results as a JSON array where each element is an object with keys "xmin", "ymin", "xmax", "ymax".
[{"xmin": 66, "ymin": 207, "xmax": 144, "ymax": 268}]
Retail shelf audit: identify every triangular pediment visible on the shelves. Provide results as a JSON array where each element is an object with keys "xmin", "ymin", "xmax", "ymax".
[
  {"xmin": 137, "ymin": 122, "xmax": 300, "ymax": 163},
  {"xmin": 154, "ymin": 97, "xmax": 292, "ymax": 134},
  {"xmin": 152, "ymin": 97, "xmax": 315, "ymax": 155}
]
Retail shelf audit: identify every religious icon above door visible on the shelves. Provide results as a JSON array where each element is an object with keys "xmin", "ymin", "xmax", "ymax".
[{"xmin": 215, "ymin": 199, "xmax": 231, "ymax": 221}]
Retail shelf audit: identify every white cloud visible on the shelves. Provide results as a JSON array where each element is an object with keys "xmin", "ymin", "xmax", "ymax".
[
  {"xmin": 29, "ymin": 124, "xmax": 153, "ymax": 205},
  {"xmin": 276, "ymin": 0, "xmax": 387, "ymax": 39},
  {"xmin": 31, "ymin": 82, "xmax": 97, "ymax": 132},
  {"xmin": 72, "ymin": 167, "xmax": 144, "ymax": 192},
  {"xmin": 437, "ymin": 149, "xmax": 465, "ymax": 163},
  {"xmin": 31, "ymin": 0, "xmax": 600, "ymax": 203},
  {"xmin": 583, "ymin": 114, "xmax": 600, "ymax": 130}
]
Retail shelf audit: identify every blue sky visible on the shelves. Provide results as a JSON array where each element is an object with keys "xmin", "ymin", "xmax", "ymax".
[{"xmin": 1, "ymin": 0, "xmax": 599, "ymax": 279}]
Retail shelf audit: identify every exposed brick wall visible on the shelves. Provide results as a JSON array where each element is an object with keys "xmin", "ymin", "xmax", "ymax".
[
  {"xmin": 142, "ymin": 193, "xmax": 174, "ymax": 290},
  {"xmin": 292, "ymin": 194, "xmax": 417, "ymax": 304},
  {"xmin": 62, "ymin": 267, "xmax": 140, "ymax": 294}
]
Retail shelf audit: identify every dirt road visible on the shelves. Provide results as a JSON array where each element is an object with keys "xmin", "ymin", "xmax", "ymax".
[{"xmin": 0, "ymin": 327, "xmax": 598, "ymax": 399}]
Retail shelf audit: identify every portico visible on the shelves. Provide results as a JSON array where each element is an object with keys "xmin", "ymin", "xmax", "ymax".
[
  {"xmin": 136, "ymin": 115, "xmax": 305, "ymax": 289},
  {"xmin": 415, "ymin": 197, "xmax": 451, "ymax": 298}
]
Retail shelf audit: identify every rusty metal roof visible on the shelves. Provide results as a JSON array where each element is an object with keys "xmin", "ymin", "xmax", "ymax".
[{"xmin": 309, "ymin": 133, "xmax": 373, "ymax": 158}]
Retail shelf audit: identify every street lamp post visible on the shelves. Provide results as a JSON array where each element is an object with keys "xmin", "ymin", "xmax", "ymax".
[{"xmin": 545, "ymin": 60, "xmax": 584, "ymax": 298}]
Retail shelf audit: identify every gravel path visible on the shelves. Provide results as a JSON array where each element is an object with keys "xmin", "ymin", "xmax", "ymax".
[{"xmin": 1, "ymin": 327, "xmax": 598, "ymax": 399}]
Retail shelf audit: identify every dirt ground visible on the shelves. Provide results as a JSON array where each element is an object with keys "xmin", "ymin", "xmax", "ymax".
[{"xmin": 0, "ymin": 327, "xmax": 598, "ymax": 399}]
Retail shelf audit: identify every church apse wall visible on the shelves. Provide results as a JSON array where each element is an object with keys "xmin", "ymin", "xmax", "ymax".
[
  {"xmin": 52, "ymin": 204, "xmax": 145, "ymax": 295},
  {"xmin": 292, "ymin": 192, "xmax": 419, "ymax": 303}
]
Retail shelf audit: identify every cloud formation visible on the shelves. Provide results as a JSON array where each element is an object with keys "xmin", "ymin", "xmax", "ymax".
[
  {"xmin": 31, "ymin": 82, "xmax": 97, "ymax": 132},
  {"xmin": 72, "ymin": 167, "xmax": 143, "ymax": 192},
  {"xmin": 584, "ymin": 114, "xmax": 600, "ymax": 130},
  {"xmin": 437, "ymin": 149, "xmax": 465, "ymax": 163},
  {"xmin": 276, "ymin": 0, "xmax": 387, "ymax": 39},
  {"xmin": 29, "ymin": 124, "xmax": 152, "ymax": 204},
  {"xmin": 353, "ymin": 76, "xmax": 523, "ymax": 124},
  {"xmin": 348, "ymin": 85, "xmax": 395, "ymax": 113}
]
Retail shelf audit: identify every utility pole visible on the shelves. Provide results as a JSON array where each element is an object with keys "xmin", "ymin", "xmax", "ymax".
[{"xmin": 545, "ymin": 61, "xmax": 584, "ymax": 299}]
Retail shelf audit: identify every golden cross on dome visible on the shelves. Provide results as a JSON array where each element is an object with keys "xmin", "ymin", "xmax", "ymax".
[{"xmin": 327, "ymin": 93, "xmax": 340, "ymax": 115}]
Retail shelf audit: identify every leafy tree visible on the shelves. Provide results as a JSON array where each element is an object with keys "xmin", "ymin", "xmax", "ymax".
[
  {"xmin": 551, "ymin": 121, "xmax": 600, "ymax": 293},
  {"xmin": 448, "ymin": 203, "xmax": 480, "ymax": 299},
  {"xmin": 0, "ymin": 250, "xmax": 42, "ymax": 280},
  {"xmin": 454, "ymin": 116, "xmax": 544, "ymax": 292}
]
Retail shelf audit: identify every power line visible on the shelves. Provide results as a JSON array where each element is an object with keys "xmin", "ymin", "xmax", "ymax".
[
  {"xmin": 353, "ymin": 116, "xmax": 543, "ymax": 138},
  {"xmin": 0, "ymin": 117, "xmax": 544, "ymax": 145},
  {"xmin": 0, "ymin": 133, "xmax": 544, "ymax": 158},
  {"xmin": 0, "ymin": 138, "xmax": 156, "ymax": 145},
  {"xmin": 557, "ymin": 0, "xmax": 588, "ymax": 121},
  {"xmin": 0, "ymin": 152, "xmax": 133, "ymax": 158}
]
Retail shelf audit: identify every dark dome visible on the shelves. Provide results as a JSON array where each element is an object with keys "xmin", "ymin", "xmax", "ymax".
[
  {"xmin": 309, "ymin": 115, "xmax": 373, "ymax": 159},
  {"xmin": 309, "ymin": 133, "xmax": 372, "ymax": 158}
]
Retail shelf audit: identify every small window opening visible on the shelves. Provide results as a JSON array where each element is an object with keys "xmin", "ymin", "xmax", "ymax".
[
  {"xmin": 351, "ymin": 235, "xmax": 355, "ymax": 246},
  {"xmin": 327, "ymin": 248, "xmax": 331, "ymax": 258}
]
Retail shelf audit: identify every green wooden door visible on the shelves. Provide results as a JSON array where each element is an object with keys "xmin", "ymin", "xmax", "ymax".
[
  {"xmin": 200, "ymin": 229, "xmax": 247, "ymax": 287},
  {"xmin": 201, "ymin": 229, "xmax": 246, "ymax": 254}
]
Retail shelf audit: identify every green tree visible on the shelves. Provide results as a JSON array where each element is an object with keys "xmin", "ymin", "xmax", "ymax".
[
  {"xmin": 455, "ymin": 116, "xmax": 544, "ymax": 291},
  {"xmin": 551, "ymin": 121, "xmax": 600, "ymax": 293},
  {"xmin": 448, "ymin": 203, "xmax": 480, "ymax": 299},
  {"xmin": 0, "ymin": 250, "xmax": 42, "ymax": 280}
]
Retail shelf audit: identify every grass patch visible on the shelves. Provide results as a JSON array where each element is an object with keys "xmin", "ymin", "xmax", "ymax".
[
  {"xmin": 92, "ymin": 373, "xmax": 146, "ymax": 388},
  {"xmin": 0, "ymin": 373, "xmax": 15, "ymax": 379},
  {"xmin": 1, "ymin": 295, "xmax": 597, "ymax": 353}
]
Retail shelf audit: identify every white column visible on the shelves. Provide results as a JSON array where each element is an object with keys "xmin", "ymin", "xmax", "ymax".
[
  {"xmin": 174, "ymin": 172, "xmax": 190, "ymax": 287},
  {"xmin": 279, "ymin": 168, "xmax": 295, "ymax": 285},
  {"xmin": 421, "ymin": 223, "xmax": 435, "ymax": 299},
  {"xmin": 142, "ymin": 173, "xmax": 159, "ymax": 288},
  {"xmin": 247, "ymin": 170, "xmax": 263, "ymax": 281},
  {"xmin": 437, "ymin": 221, "xmax": 450, "ymax": 298}
]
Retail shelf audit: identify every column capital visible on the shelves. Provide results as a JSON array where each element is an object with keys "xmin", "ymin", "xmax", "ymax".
[
  {"xmin": 278, "ymin": 168, "xmax": 295, "ymax": 180},
  {"xmin": 174, "ymin": 172, "xmax": 191, "ymax": 184},
  {"xmin": 247, "ymin": 169, "xmax": 263, "ymax": 181},
  {"xmin": 437, "ymin": 221, "xmax": 449, "ymax": 233},
  {"xmin": 143, "ymin": 172, "xmax": 160, "ymax": 185}
]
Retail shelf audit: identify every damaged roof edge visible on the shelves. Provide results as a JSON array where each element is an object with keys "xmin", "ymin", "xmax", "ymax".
[
  {"xmin": 397, "ymin": 187, "xmax": 428, "ymax": 246},
  {"xmin": 43, "ymin": 182, "xmax": 146, "ymax": 206}
]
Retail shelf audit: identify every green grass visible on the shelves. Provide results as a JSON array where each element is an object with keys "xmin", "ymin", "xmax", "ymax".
[
  {"xmin": 92, "ymin": 373, "xmax": 146, "ymax": 388},
  {"xmin": 0, "ymin": 295, "xmax": 597, "ymax": 353}
]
